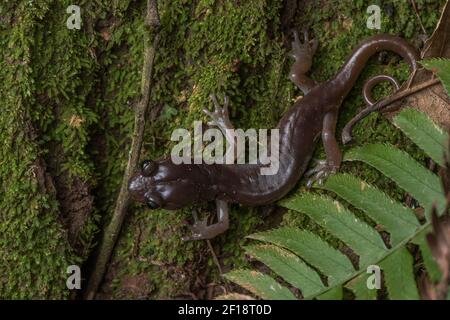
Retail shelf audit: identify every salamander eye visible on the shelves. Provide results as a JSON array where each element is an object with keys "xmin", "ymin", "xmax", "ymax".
[
  {"xmin": 141, "ymin": 160, "xmax": 157, "ymax": 176},
  {"xmin": 146, "ymin": 199, "xmax": 159, "ymax": 209}
]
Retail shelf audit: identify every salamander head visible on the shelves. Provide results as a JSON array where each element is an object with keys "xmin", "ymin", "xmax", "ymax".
[{"xmin": 128, "ymin": 158, "xmax": 214, "ymax": 210}]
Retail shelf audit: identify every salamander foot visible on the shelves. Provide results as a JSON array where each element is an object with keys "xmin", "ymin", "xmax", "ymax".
[
  {"xmin": 305, "ymin": 159, "xmax": 337, "ymax": 188},
  {"xmin": 203, "ymin": 94, "xmax": 233, "ymax": 132},
  {"xmin": 290, "ymin": 29, "xmax": 318, "ymax": 61},
  {"xmin": 182, "ymin": 209, "xmax": 229, "ymax": 241}
]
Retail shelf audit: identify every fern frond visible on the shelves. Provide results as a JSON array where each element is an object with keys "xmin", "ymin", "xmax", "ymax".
[
  {"xmin": 412, "ymin": 227, "xmax": 442, "ymax": 282},
  {"xmin": 319, "ymin": 173, "xmax": 420, "ymax": 246},
  {"xmin": 345, "ymin": 273, "xmax": 377, "ymax": 300},
  {"xmin": 421, "ymin": 58, "xmax": 450, "ymax": 97},
  {"xmin": 249, "ymin": 228, "xmax": 354, "ymax": 285},
  {"xmin": 380, "ymin": 247, "xmax": 419, "ymax": 299},
  {"xmin": 345, "ymin": 143, "xmax": 446, "ymax": 218},
  {"xmin": 245, "ymin": 244, "xmax": 325, "ymax": 298},
  {"xmin": 281, "ymin": 193, "xmax": 387, "ymax": 267},
  {"xmin": 393, "ymin": 108, "xmax": 448, "ymax": 167},
  {"xmin": 223, "ymin": 269, "xmax": 297, "ymax": 300}
]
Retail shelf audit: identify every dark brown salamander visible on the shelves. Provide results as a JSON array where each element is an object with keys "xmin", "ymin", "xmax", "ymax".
[{"xmin": 128, "ymin": 31, "xmax": 419, "ymax": 240}]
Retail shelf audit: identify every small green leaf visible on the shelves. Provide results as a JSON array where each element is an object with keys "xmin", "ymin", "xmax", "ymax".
[
  {"xmin": 282, "ymin": 193, "xmax": 387, "ymax": 267},
  {"xmin": 320, "ymin": 173, "xmax": 420, "ymax": 246},
  {"xmin": 412, "ymin": 227, "xmax": 442, "ymax": 282},
  {"xmin": 381, "ymin": 247, "xmax": 419, "ymax": 300},
  {"xmin": 224, "ymin": 269, "xmax": 296, "ymax": 300},
  {"xmin": 421, "ymin": 58, "xmax": 450, "ymax": 97},
  {"xmin": 345, "ymin": 273, "xmax": 377, "ymax": 300},
  {"xmin": 249, "ymin": 228, "xmax": 354, "ymax": 285},
  {"xmin": 245, "ymin": 244, "xmax": 325, "ymax": 298},
  {"xmin": 393, "ymin": 108, "xmax": 448, "ymax": 166},
  {"xmin": 316, "ymin": 286, "xmax": 343, "ymax": 300},
  {"xmin": 345, "ymin": 143, "xmax": 446, "ymax": 218}
]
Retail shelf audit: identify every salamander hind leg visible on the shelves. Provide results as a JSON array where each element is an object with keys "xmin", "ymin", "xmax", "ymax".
[
  {"xmin": 306, "ymin": 110, "xmax": 342, "ymax": 187},
  {"xmin": 305, "ymin": 159, "xmax": 335, "ymax": 188}
]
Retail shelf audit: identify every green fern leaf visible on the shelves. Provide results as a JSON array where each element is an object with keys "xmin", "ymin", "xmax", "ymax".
[
  {"xmin": 345, "ymin": 143, "xmax": 446, "ymax": 218},
  {"xmin": 393, "ymin": 108, "xmax": 448, "ymax": 166},
  {"xmin": 380, "ymin": 247, "xmax": 419, "ymax": 300},
  {"xmin": 316, "ymin": 286, "xmax": 343, "ymax": 300},
  {"xmin": 245, "ymin": 244, "xmax": 325, "ymax": 298},
  {"xmin": 223, "ymin": 269, "xmax": 296, "ymax": 300},
  {"xmin": 319, "ymin": 173, "xmax": 420, "ymax": 246},
  {"xmin": 281, "ymin": 193, "xmax": 387, "ymax": 267},
  {"xmin": 345, "ymin": 273, "xmax": 377, "ymax": 300},
  {"xmin": 421, "ymin": 58, "xmax": 450, "ymax": 97},
  {"xmin": 412, "ymin": 228, "xmax": 442, "ymax": 282},
  {"xmin": 248, "ymin": 228, "xmax": 354, "ymax": 285}
]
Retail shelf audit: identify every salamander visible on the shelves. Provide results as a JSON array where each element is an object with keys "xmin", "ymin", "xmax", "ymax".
[{"xmin": 128, "ymin": 31, "xmax": 419, "ymax": 240}]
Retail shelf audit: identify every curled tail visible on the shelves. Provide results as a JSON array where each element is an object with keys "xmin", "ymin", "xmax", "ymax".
[
  {"xmin": 362, "ymin": 74, "xmax": 400, "ymax": 106},
  {"xmin": 333, "ymin": 35, "xmax": 420, "ymax": 144}
]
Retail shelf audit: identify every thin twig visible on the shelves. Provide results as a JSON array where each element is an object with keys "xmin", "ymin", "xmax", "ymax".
[
  {"xmin": 83, "ymin": 0, "xmax": 161, "ymax": 300},
  {"xmin": 206, "ymin": 239, "xmax": 223, "ymax": 275},
  {"xmin": 342, "ymin": 78, "xmax": 440, "ymax": 144},
  {"xmin": 409, "ymin": 0, "xmax": 427, "ymax": 34}
]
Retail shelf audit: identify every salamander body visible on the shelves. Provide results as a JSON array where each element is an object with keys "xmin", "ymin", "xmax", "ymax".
[{"xmin": 129, "ymin": 32, "xmax": 419, "ymax": 240}]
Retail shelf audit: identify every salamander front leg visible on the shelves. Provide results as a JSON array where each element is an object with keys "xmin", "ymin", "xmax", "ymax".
[
  {"xmin": 306, "ymin": 110, "xmax": 342, "ymax": 187},
  {"xmin": 204, "ymin": 94, "xmax": 234, "ymax": 133},
  {"xmin": 182, "ymin": 200, "xmax": 230, "ymax": 241},
  {"xmin": 289, "ymin": 29, "xmax": 319, "ymax": 95},
  {"xmin": 204, "ymin": 94, "xmax": 240, "ymax": 161}
]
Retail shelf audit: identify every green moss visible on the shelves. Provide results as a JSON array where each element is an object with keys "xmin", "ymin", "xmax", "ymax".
[{"xmin": 0, "ymin": 0, "xmax": 78, "ymax": 299}]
